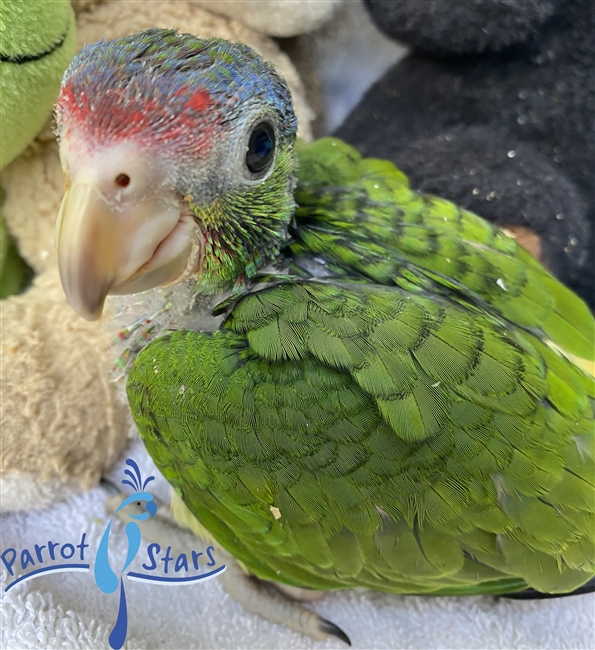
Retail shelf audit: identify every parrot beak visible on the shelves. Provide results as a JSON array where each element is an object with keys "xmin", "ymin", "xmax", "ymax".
[{"xmin": 55, "ymin": 141, "xmax": 202, "ymax": 320}]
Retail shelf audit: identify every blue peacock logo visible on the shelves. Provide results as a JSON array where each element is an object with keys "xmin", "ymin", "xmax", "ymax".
[
  {"xmin": 94, "ymin": 459, "xmax": 157, "ymax": 649},
  {"xmin": 2, "ymin": 457, "xmax": 226, "ymax": 649}
]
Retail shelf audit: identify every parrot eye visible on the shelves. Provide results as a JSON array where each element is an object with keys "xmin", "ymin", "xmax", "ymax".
[
  {"xmin": 245, "ymin": 122, "xmax": 275, "ymax": 176},
  {"xmin": 115, "ymin": 173, "xmax": 131, "ymax": 187}
]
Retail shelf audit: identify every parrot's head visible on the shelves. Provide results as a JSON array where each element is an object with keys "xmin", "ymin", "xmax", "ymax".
[
  {"xmin": 55, "ymin": 28, "xmax": 297, "ymax": 320},
  {"xmin": 114, "ymin": 491, "xmax": 158, "ymax": 521}
]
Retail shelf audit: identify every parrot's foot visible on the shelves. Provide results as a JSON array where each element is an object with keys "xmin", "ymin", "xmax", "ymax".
[{"xmin": 218, "ymin": 559, "xmax": 351, "ymax": 646}]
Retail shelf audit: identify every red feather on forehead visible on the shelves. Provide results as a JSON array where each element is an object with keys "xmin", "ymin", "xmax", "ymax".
[{"xmin": 57, "ymin": 81, "xmax": 217, "ymax": 155}]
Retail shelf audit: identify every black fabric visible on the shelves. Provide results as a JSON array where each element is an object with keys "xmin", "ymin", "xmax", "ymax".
[
  {"xmin": 364, "ymin": 0, "xmax": 561, "ymax": 55},
  {"xmin": 337, "ymin": 0, "xmax": 594, "ymax": 307}
]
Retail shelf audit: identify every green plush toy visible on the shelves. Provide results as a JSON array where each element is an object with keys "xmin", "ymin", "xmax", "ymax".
[
  {"xmin": 0, "ymin": 199, "xmax": 30, "ymax": 298},
  {"xmin": 0, "ymin": 0, "xmax": 76, "ymax": 168},
  {"xmin": 0, "ymin": 0, "xmax": 75, "ymax": 296}
]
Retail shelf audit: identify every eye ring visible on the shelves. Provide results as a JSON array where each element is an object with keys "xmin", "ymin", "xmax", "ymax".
[{"xmin": 245, "ymin": 121, "xmax": 275, "ymax": 176}]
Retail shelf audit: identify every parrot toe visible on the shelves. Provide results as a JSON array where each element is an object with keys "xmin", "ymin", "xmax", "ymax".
[
  {"xmin": 218, "ymin": 557, "xmax": 349, "ymax": 644},
  {"xmin": 317, "ymin": 617, "xmax": 352, "ymax": 646}
]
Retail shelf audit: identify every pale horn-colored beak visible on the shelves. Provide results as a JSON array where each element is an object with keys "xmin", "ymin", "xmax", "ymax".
[{"xmin": 55, "ymin": 181, "xmax": 189, "ymax": 320}]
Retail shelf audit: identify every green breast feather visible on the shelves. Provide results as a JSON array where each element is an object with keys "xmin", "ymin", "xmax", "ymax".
[{"xmin": 127, "ymin": 139, "xmax": 595, "ymax": 596}]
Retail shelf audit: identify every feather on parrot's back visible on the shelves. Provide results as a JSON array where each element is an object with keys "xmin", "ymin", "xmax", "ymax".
[{"xmin": 292, "ymin": 138, "xmax": 594, "ymax": 365}]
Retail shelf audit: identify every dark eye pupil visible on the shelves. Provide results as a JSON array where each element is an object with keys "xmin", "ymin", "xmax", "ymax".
[{"xmin": 246, "ymin": 122, "xmax": 275, "ymax": 174}]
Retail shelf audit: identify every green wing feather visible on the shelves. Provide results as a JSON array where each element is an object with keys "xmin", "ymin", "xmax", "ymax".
[
  {"xmin": 291, "ymin": 138, "xmax": 594, "ymax": 361},
  {"xmin": 128, "ymin": 280, "xmax": 595, "ymax": 595}
]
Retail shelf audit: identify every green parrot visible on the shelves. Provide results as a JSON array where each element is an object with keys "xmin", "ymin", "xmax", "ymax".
[{"xmin": 54, "ymin": 29, "xmax": 594, "ymax": 641}]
